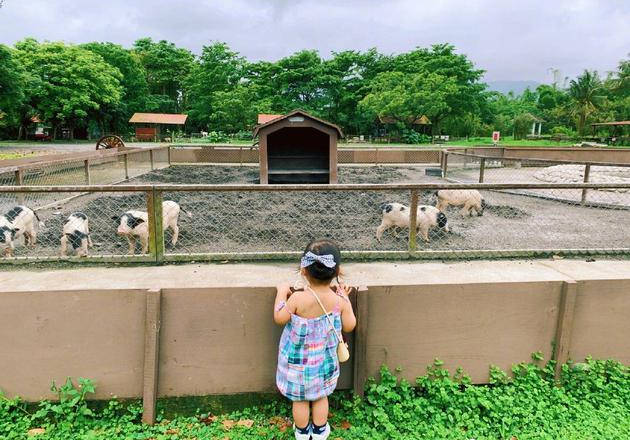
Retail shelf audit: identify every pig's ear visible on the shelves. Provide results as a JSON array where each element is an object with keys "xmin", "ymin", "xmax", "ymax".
[
  {"xmin": 136, "ymin": 218, "xmax": 145, "ymax": 224},
  {"xmin": 111, "ymin": 215, "xmax": 120, "ymax": 222},
  {"xmin": 11, "ymin": 228, "xmax": 20, "ymax": 238}
]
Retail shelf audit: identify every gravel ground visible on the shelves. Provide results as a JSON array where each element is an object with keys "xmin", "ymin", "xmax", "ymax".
[
  {"xmin": 6, "ymin": 164, "xmax": 630, "ymax": 258},
  {"xmin": 448, "ymin": 165, "xmax": 630, "ymax": 207}
]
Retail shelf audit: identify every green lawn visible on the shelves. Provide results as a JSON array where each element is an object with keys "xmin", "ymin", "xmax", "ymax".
[
  {"xmin": 0, "ymin": 151, "xmax": 37, "ymax": 160},
  {"xmin": 0, "ymin": 140, "xmax": 94, "ymax": 146},
  {"xmin": 172, "ymin": 136, "xmax": 613, "ymax": 149},
  {"xmin": 2, "ymin": 358, "xmax": 628, "ymax": 440}
]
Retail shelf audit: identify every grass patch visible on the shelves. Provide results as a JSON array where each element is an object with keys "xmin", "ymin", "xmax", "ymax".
[
  {"xmin": 0, "ymin": 151, "xmax": 37, "ymax": 161},
  {"xmin": 450, "ymin": 136, "xmax": 576, "ymax": 147},
  {"xmin": 1, "ymin": 357, "xmax": 628, "ymax": 439}
]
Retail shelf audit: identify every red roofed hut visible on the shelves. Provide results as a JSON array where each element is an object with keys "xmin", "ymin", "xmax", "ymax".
[
  {"xmin": 254, "ymin": 110, "xmax": 343, "ymax": 184},
  {"xmin": 129, "ymin": 113, "xmax": 188, "ymax": 141}
]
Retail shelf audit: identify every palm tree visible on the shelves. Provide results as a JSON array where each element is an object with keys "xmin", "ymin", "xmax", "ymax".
[{"xmin": 568, "ymin": 70, "xmax": 606, "ymax": 135}]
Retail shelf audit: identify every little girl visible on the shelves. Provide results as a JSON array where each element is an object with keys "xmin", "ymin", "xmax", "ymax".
[{"xmin": 274, "ymin": 239, "xmax": 357, "ymax": 440}]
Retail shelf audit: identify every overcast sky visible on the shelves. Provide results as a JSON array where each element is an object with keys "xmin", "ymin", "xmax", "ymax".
[{"xmin": 0, "ymin": 0, "xmax": 628, "ymax": 83}]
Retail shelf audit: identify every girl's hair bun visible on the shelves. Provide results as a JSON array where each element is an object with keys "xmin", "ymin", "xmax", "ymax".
[{"xmin": 302, "ymin": 239, "xmax": 341, "ymax": 282}]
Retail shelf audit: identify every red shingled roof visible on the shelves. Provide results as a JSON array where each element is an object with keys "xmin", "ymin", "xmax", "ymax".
[
  {"xmin": 257, "ymin": 114, "xmax": 283, "ymax": 124},
  {"xmin": 129, "ymin": 113, "xmax": 188, "ymax": 125}
]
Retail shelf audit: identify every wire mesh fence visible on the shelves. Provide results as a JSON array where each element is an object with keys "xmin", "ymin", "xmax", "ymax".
[
  {"xmin": 0, "ymin": 147, "xmax": 169, "ymax": 212},
  {"xmin": 1, "ymin": 182, "xmax": 630, "ymax": 263},
  {"xmin": 444, "ymin": 152, "xmax": 630, "ymax": 208}
]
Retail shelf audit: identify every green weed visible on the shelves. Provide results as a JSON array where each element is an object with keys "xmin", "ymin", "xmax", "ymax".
[{"xmin": 1, "ymin": 357, "xmax": 628, "ymax": 439}]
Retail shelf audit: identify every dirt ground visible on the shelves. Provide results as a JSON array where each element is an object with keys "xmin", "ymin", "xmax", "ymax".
[{"xmin": 7, "ymin": 164, "xmax": 630, "ymax": 258}]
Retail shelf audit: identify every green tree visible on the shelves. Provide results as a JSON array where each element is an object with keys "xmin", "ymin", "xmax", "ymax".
[
  {"xmin": 133, "ymin": 38, "xmax": 194, "ymax": 112},
  {"xmin": 81, "ymin": 42, "xmax": 150, "ymax": 134},
  {"xmin": 359, "ymin": 71, "xmax": 458, "ymax": 131},
  {"xmin": 323, "ymin": 49, "xmax": 391, "ymax": 134},
  {"xmin": 604, "ymin": 57, "xmax": 630, "ymax": 123},
  {"xmin": 270, "ymin": 50, "xmax": 330, "ymax": 114},
  {"xmin": 14, "ymin": 39, "xmax": 123, "ymax": 139},
  {"xmin": 186, "ymin": 42, "xmax": 246, "ymax": 131},
  {"xmin": 568, "ymin": 70, "xmax": 606, "ymax": 135},
  {"xmin": 0, "ymin": 44, "xmax": 26, "ymax": 134},
  {"xmin": 391, "ymin": 44, "xmax": 486, "ymax": 133}
]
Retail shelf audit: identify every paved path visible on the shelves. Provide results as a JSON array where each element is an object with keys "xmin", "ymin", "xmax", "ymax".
[
  {"xmin": 0, "ymin": 142, "xmax": 162, "ymax": 156},
  {"xmin": 2, "ymin": 259, "xmax": 629, "ymax": 292}
]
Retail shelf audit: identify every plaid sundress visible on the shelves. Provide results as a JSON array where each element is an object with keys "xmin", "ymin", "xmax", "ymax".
[{"xmin": 276, "ymin": 305, "xmax": 342, "ymax": 401}]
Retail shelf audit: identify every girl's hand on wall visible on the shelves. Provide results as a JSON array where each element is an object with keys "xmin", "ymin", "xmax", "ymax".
[
  {"xmin": 337, "ymin": 283, "xmax": 354, "ymax": 298},
  {"xmin": 276, "ymin": 282, "xmax": 292, "ymax": 298}
]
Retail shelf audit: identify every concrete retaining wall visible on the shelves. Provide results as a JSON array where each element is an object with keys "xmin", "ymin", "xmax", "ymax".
[{"xmin": 1, "ymin": 260, "xmax": 629, "ymax": 404}]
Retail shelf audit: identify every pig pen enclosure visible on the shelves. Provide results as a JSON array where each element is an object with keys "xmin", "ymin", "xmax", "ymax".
[{"xmin": 2, "ymin": 145, "xmax": 630, "ymax": 262}]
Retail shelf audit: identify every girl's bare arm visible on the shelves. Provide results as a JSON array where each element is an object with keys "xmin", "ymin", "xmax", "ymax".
[
  {"xmin": 339, "ymin": 285, "xmax": 357, "ymax": 332},
  {"xmin": 273, "ymin": 283, "xmax": 294, "ymax": 325}
]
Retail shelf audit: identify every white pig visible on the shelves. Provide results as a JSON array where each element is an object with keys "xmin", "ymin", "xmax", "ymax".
[{"xmin": 436, "ymin": 189, "xmax": 485, "ymax": 217}]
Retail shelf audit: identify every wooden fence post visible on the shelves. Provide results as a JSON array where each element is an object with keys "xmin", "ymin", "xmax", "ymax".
[
  {"xmin": 353, "ymin": 288, "xmax": 369, "ymax": 397},
  {"xmin": 581, "ymin": 164, "xmax": 591, "ymax": 205},
  {"xmin": 124, "ymin": 153, "xmax": 130, "ymax": 179},
  {"xmin": 442, "ymin": 152, "xmax": 449, "ymax": 178},
  {"xmin": 479, "ymin": 157, "xmax": 486, "ymax": 183},
  {"xmin": 15, "ymin": 169, "xmax": 24, "ymax": 205},
  {"xmin": 408, "ymin": 190, "xmax": 419, "ymax": 253},
  {"xmin": 167, "ymin": 146, "xmax": 172, "ymax": 166},
  {"xmin": 84, "ymin": 160, "xmax": 91, "ymax": 185},
  {"xmin": 374, "ymin": 148, "xmax": 379, "ymax": 166},
  {"xmin": 147, "ymin": 188, "xmax": 165, "ymax": 263},
  {"xmin": 142, "ymin": 288, "xmax": 162, "ymax": 425},
  {"xmin": 149, "ymin": 149, "xmax": 155, "ymax": 171},
  {"xmin": 239, "ymin": 145, "xmax": 244, "ymax": 167},
  {"xmin": 553, "ymin": 280, "xmax": 578, "ymax": 379}
]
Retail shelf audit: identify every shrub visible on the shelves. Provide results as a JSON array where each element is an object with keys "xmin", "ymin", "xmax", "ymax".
[
  {"xmin": 513, "ymin": 113, "xmax": 537, "ymax": 140},
  {"xmin": 400, "ymin": 129, "xmax": 431, "ymax": 144},
  {"xmin": 208, "ymin": 131, "xmax": 229, "ymax": 143}
]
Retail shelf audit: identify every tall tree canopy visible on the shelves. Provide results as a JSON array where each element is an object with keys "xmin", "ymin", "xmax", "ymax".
[
  {"xmin": 2, "ymin": 38, "xmax": 629, "ymax": 141},
  {"xmin": 568, "ymin": 70, "xmax": 606, "ymax": 135},
  {"xmin": 186, "ymin": 42, "xmax": 247, "ymax": 131},
  {"xmin": 391, "ymin": 44, "xmax": 487, "ymax": 132},
  {"xmin": 133, "ymin": 38, "xmax": 194, "ymax": 113},
  {"xmin": 81, "ymin": 42, "xmax": 150, "ymax": 134},
  {"xmin": 0, "ymin": 44, "xmax": 26, "ymax": 129},
  {"xmin": 14, "ymin": 39, "xmax": 123, "ymax": 139},
  {"xmin": 359, "ymin": 71, "xmax": 458, "ymax": 130}
]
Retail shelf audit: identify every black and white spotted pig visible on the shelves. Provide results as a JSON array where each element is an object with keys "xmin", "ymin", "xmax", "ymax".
[
  {"xmin": 0, "ymin": 206, "xmax": 44, "ymax": 257},
  {"xmin": 60, "ymin": 212, "xmax": 93, "ymax": 257},
  {"xmin": 0, "ymin": 222, "xmax": 20, "ymax": 257},
  {"xmin": 113, "ymin": 201, "xmax": 190, "ymax": 255},
  {"xmin": 376, "ymin": 202, "xmax": 449, "ymax": 243}
]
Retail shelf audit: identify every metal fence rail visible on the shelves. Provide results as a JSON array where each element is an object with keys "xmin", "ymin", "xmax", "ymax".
[
  {"xmin": 0, "ymin": 146, "xmax": 170, "ymax": 211},
  {"xmin": 1, "ymin": 182, "xmax": 630, "ymax": 264}
]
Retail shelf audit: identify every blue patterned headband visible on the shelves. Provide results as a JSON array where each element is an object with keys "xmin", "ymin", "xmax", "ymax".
[{"xmin": 300, "ymin": 251, "xmax": 337, "ymax": 268}]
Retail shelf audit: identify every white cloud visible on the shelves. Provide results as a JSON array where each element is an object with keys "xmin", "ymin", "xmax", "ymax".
[{"xmin": 0, "ymin": 0, "xmax": 627, "ymax": 82}]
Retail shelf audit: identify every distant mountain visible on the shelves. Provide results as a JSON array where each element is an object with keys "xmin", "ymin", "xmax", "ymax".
[{"xmin": 486, "ymin": 80, "xmax": 541, "ymax": 95}]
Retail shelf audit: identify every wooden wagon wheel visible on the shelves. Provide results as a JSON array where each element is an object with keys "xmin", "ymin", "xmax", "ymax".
[{"xmin": 96, "ymin": 135, "xmax": 126, "ymax": 150}]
